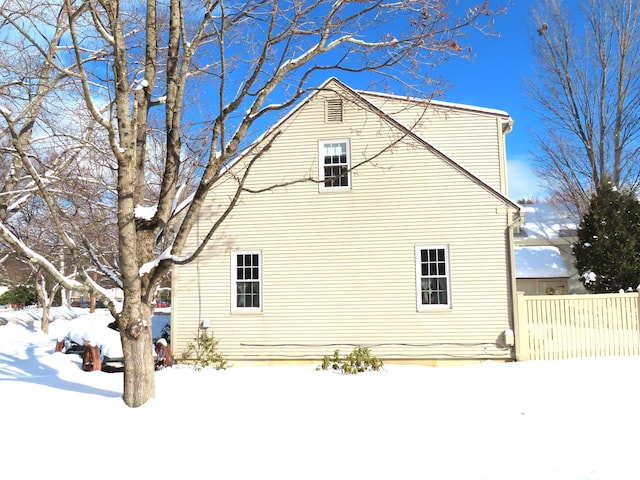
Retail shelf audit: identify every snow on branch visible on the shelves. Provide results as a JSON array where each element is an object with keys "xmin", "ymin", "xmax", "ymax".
[
  {"xmin": 342, "ymin": 36, "xmax": 399, "ymax": 48},
  {"xmin": 0, "ymin": 223, "xmax": 83, "ymax": 289},
  {"xmin": 83, "ymin": 268, "xmax": 122, "ymax": 313},
  {"xmin": 139, "ymin": 247, "xmax": 173, "ymax": 278},
  {"xmin": 7, "ymin": 193, "xmax": 36, "ymax": 212},
  {"xmin": 135, "ymin": 78, "xmax": 150, "ymax": 91},
  {"xmin": 170, "ymin": 183, "xmax": 187, "ymax": 215},
  {"xmin": 134, "ymin": 204, "xmax": 157, "ymax": 220},
  {"xmin": 84, "ymin": 240, "xmax": 122, "ymax": 290}
]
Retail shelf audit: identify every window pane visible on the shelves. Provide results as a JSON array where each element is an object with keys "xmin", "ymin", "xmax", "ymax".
[
  {"xmin": 250, "ymin": 281, "xmax": 260, "ymax": 308},
  {"xmin": 237, "ymin": 281, "xmax": 260, "ymax": 308},
  {"xmin": 437, "ymin": 290, "xmax": 448, "ymax": 304},
  {"xmin": 234, "ymin": 252, "xmax": 261, "ymax": 310},
  {"xmin": 324, "ymin": 166, "xmax": 348, "ymax": 187},
  {"xmin": 324, "ymin": 142, "xmax": 346, "ymax": 159},
  {"xmin": 236, "ymin": 283, "xmax": 246, "ymax": 307},
  {"xmin": 421, "ymin": 279, "xmax": 429, "ymax": 304},
  {"xmin": 322, "ymin": 142, "xmax": 349, "ymax": 188},
  {"xmin": 418, "ymin": 247, "xmax": 449, "ymax": 306}
]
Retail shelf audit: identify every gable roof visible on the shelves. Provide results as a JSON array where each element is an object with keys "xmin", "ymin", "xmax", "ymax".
[
  {"xmin": 357, "ymin": 89, "xmax": 512, "ymax": 121},
  {"xmin": 225, "ymin": 77, "xmax": 520, "ymax": 211}
]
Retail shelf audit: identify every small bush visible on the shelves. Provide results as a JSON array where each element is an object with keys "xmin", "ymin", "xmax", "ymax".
[
  {"xmin": 0, "ymin": 283, "xmax": 37, "ymax": 308},
  {"xmin": 320, "ymin": 346, "xmax": 383, "ymax": 374},
  {"xmin": 180, "ymin": 331, "xmax": 227, "ymax": 371}
]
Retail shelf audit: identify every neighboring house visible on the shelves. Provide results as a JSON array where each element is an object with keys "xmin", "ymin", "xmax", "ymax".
[
  {"xmin": 0, "ymin": 253, "xmax": 33, "ymax": 287},
  {"xmin": 514, "ymin": 245, "xmax": 569, "ymax": 295},
  {"xmin": 514, "ymin": 203, "xmax": 587, "ymax": 295},
  {"xmin": 171, "ymin": 78, "xmax": 522, "ymax": 364}
]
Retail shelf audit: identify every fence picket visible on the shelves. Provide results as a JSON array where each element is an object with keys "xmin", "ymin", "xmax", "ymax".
[{"xmin": 516, "ymin": 292, "xmax": 640, "ymax": 360}]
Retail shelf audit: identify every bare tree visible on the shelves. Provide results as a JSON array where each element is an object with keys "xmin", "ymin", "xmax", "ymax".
[
  {"xmin": 527, "ymin": 0, "xmax": 640, "ymax": 213},
  {"xmin": 0, "ymin": 0, "xmax": 507, "ymax": 407}
]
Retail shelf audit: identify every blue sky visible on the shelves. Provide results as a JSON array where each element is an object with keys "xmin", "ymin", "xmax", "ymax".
[
  {"xmin": 433, "ymin": 1, "xmax": 544, "ymax": 201},
  {"xmin": 194, "ymin": 1, "xmax": 545, "ymax": 202}
]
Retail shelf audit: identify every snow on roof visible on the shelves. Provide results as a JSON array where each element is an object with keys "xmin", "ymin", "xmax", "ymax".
[
  {"xmin": 356, "ymin": 88, "xmax": 510, "ymax": 117},
  {"xmin": 515, "ymin": 245, "xmax": 569, "ymax": 278},
  {"xmin": 518, "ymin": 203, "xmax": 578, "ymax": 239}
]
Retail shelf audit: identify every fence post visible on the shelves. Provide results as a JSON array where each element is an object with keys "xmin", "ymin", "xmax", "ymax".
[
  {"xmin": 637, "ymin": 286, "xmax": 640, "ymax": 346},
  {"xmin": 514, "ymin": 291, "xmax": 530, "ymax": 361}
]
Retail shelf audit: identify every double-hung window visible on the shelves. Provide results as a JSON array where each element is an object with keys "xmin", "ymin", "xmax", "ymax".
[
  {"xmin": 232, "ymin": 251, "xmax": 262, "ymax": 312},
  {"xmin": 415, "ymin": 245, "xmax": 451, "ymax": 309},
  {"xmin": 319, "ymin": 140, "xmax": 351, "ymax": 190}
]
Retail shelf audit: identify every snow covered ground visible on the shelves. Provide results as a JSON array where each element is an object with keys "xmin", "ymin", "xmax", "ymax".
[{"xmin": 1, "ymin": 308, "xmax": 639, "ymax": 480}]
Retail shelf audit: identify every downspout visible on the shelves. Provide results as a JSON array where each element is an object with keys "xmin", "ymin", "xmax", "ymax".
[
  {"xmin": 502, "ymin": 118, "xmax": 514, "ymax": 134},
  {"xmin": 506, "ymin": 206, "xmax": 524, "ymax": 360},
  {"xmin": 501, "ymin": 115, "xmax": 520, "ymax": 359},
  {"xmin": 500, "ymin": 117, "xmax": 514, "ymax": 194}
]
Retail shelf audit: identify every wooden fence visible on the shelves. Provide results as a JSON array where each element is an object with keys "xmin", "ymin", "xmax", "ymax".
[{"xmin": 514, "ymin": 291, "xmax": 640, "ymax": 360}]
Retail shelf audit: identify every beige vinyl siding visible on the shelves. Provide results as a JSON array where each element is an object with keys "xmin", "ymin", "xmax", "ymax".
[
  {"xmin": 359, "ymin": 93, "xmax": 509, "ymax": 194},
  {"xmin": 172, "ymin": 85, "xmax": 514, "ymax": 362}
]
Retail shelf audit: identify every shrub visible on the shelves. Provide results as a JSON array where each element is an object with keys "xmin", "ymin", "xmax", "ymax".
[
  {"xmin": 0, "ymin": 283, "xmax": 37, "ymax": 308},
  {"xmin": 180, "ymin": 331, "xmax": 227, "ymax": 371},
  {"xmin": 320, "ymin": 346, "xmax": 383, "ymax": 374}
]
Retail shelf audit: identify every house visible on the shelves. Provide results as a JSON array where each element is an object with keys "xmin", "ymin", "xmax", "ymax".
[
  {"xmin": 171, "ymin": 78, "xmax": 522, "ymax": 365},
  {"xmin": 513, "ymin": 203, "xmax": 587, "ymax": 295}
]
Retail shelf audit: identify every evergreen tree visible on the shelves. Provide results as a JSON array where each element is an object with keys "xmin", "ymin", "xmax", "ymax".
[
  {"xmin": 573, "ymin": 183, "xmax": 640, "ymax": 293},
  {"xmin": 0, "ymin": 283, "xmax": 37, "ymax": 307}
]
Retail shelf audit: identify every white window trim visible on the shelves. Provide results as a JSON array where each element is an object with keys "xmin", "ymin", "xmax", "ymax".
[
  {"xmin": 231, "ymin": 250, "xmax": 263, "ymax": 313},
  {"xmin": 318, "ymin": 139, "xmax": 351, "ymax": 191},
  {"xmin": 415, "ymin": 245, "xmax": 452, "ymax": 310}
]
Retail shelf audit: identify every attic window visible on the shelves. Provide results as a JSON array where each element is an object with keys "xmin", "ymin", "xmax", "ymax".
[
  {"xmin": 325, "ymin": 98, "xmax": 343, "ymax": 122},
  {"xmin": 319, "ymin": 139, "xmax": 351, "ymax": 190}
]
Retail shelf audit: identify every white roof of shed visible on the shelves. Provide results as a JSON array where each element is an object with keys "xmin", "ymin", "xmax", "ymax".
[{"xmin": 515, "ymin": 245, "xmax": 570, "ymax": 279}]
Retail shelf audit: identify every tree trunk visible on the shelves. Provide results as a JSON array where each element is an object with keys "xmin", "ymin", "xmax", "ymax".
[
  {"xmin": 121, "ymin": 301, "xmax": 155, "ymax": 407},
  {"xmin": 41, "ymin": 304, "xmax": 50, "ymax": 335},
  {"xmin": 34, "ymin": 272, "xmax": 50, "ymax": 334}
]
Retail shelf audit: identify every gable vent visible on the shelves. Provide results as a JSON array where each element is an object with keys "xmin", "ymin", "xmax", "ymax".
[{"xmin": 325, "ymin": 98, "xmax": 343, "ymax": 123}]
